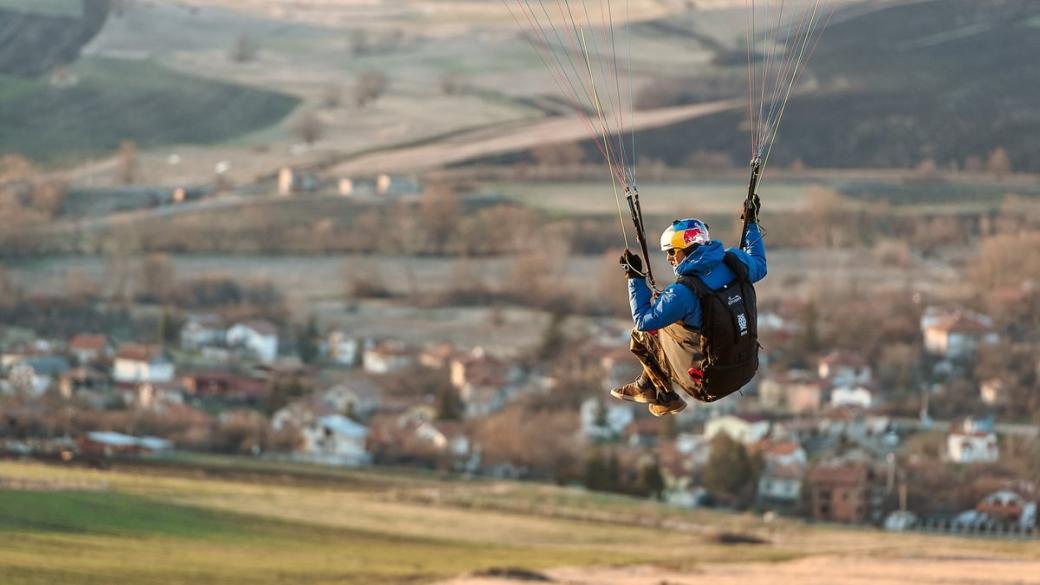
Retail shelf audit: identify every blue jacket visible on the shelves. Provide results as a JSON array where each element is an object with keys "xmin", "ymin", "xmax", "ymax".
[{"xmin": 628, "ymin": 223, "xmax": 767, "ymax": 331}]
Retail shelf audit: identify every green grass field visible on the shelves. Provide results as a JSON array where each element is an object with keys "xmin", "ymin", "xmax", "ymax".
[
  {"xmin": 0, "ymin": 0, "xmax": 81, "ymax": 17},
  {"xmin": 0, "ymin": 57, "xmax": 299, "ymax": 163},
  {"xmin": 2, "ymin": 458, "xmax": 1038, "ymax": 585}
]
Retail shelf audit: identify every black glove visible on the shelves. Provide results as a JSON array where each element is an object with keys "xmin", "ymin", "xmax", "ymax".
[
  {"xmin": 619, "ymin": 249, "xmax": 644, "ymax": 279},
  {"xmin": 742, "ymin": 192, "xmax": 761, "ymax": 224}
]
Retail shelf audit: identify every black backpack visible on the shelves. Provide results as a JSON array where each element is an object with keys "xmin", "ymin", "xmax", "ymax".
[{"xmin": 676, "ymin": 252, "xmax": 759, "ymax": 402}]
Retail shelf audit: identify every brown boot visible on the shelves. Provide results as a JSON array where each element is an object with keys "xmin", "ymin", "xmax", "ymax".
[
  {"xmin": 648, "ymin": 392, "xmax": 687, "ymax": 417},
  {"xmin": 610, "ymin": 375, "xmax": 658, "ymax": 404}
]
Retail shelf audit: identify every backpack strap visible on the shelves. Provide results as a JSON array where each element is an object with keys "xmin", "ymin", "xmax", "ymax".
[
  {"xmin": 723, "ymin": 251, "xmax": 750, "ymax": 282},
  {"xmin": 676, "ymin": 274, "xmax": 712, "ymax": 298}
]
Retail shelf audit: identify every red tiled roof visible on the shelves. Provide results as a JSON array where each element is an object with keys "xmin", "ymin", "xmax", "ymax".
[
  {"xmin": 69, "ymin": 334, "xmax": 107, "ymax": 352},
  {"xmin": 115, "ymin": 343, "xmax": 163, "ymax": 362},
  {"xmin": 809, "ymin": 462, "xmax": 868, "ymax": 485}
]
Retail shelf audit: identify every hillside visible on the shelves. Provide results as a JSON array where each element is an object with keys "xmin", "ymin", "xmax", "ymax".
[
  {"xmin": 0, "ymin": 57, "xmax": 299, "ymax": 163},
  {"xmin": 0, "ymin": 0, "xmax": 109, "ymax": 77},
  {"xmin": 1, "ymin": 459, "xmax": 1038, "ymax": 585},
  {"xmin": 629, "ymin": 0, "xmax": 1040, "ymax": 171}
]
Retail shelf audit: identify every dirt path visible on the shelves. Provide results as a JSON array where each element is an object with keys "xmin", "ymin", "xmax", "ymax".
[
  {"xmin": 328, "ymin": 99, "xmax": 742, "ymax": 176},
  {"xmin": 438, "ymin": 555, "xmax": 1040, "ymax": 585}
]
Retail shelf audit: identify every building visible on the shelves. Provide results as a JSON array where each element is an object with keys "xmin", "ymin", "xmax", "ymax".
[
  {"xmin": 975, "ymin": 490, "xmax": 1037, "ymax": 529},
  {"xmin": 580, "ymin": 397, "xmax": 634, "ymax": 440},
  {"xmin": 3, "ymin": 355, "xmax": 71, "ymax": 396},
  {"xmin": 180, "ymin": 314, "xmax": 226, "ymax": 350},
  {"xmin": 449, "ymin": 348, "xmax": 513, "ymax": 417},
  {"xmin": 299, "ymin": 415, "xmax": 370, "ymax": 466},
  {"xmin": 817, "ymin": 351, "xmax": 872, "ymax": 386},
  {"xmin": 807, "ymin": 459, "xmax": 880, "ymax": 524},
  {"xmin": 704, "ymin": 414, "xmax": 770, "ymax": 444},
  {"xmin": 757, "ymin": 462, "xmax": 804, "ymax": 507},
  {"xmin": 947, "ymin": 418, "xmax": 999, "ymax": 464},
  {"xmin": 227, "ymin": 320, "xmax": 279, "ymax": 363},
  {"xmin": 830, "ymin": 385, "xmax": 874, "ymax": 409},
  {"xmin": 979, "ymin": 378, "xmax": 1007, "ymax": 406},
  {"xmin": 277, "ymin": 167, "xmax": 320, "ymax": 196},
  {"xmin": 181, "ymin": 370, "xmax": 268, "ymax": 403},
  {"xmin": 758, "ymin": 369, "xmax": 823, "ymax": 413},
  {"xmin": 112, "ymin": 344, "xmax": 174, "ymax": 385},
  {"xmin": 68, "ymin": 334, "xmax": 109, "ymax": 365},
  {"xmin": 363, "ymin": 340, "xmax": 415, "ymax": 374},
  {"xmin": 921, "ymin": 307, "xmax": 997, "ymax": 360},
  {"xmin": 418, "ymin": 342, "xmax": 457, "ymax": 370},
  {"xmin": 328, "ymin": 331, "xmax": 360, "ymax": 366}
]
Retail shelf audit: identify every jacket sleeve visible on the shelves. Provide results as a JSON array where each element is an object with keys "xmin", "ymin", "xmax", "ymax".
[
  {"xmin": 734, "ymin": 223, "xmax": 768, "ymax": 283},
  {"xmin": 628, "ymin": 279, "xmax": 699, "ymax": 332}
]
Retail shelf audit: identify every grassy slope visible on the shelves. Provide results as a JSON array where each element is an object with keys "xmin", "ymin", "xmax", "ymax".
[
  {"xmin": 0, "ymin": 0, "xmax": 81, "ymax": 17},
  {"xmin": 1, "ymin": 459, "xmax": 1038, "ymax": 585},
  {"xmin": 0, "ymin": 57, "xmax": 299, "ymax": 163},
  {"xmin": 630, "ymin": 0, "xmax": 1040, "ymax": 171}
]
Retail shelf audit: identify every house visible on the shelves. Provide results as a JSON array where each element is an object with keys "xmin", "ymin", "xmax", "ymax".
[
  {"xmin": 806, "ymin": 459, "xmax": 880, "ymax": 524},
  {"xmin": 757, "ymin": 462, "xmax": 804, "ymax": 508},
  {"xmin": 752, "ymin": 439, "xmax": 807, "ymax": 507},
  {"xmin": 623, "ymin": 418, "xmax": 660, "ymax": 448},
  {"xmin": 180, "ymin": 314, "xmax": 226, "ymax": 350},
  {"xmin": 704, "ymin": 414, "xmax": 770, "ymax": 444},
  {"xmin": 817, "ymin": 351, "xmax": 872, "ymax": 386},
  {"xmin": 320, "ymin": 379, "xmax": 382, "ymax": 420},
  {"xmin": 227, "ymin": 321, "xmax": 279, "ymax": 363},
  {"xmin": 758, "ymin": 369, "xmax": 823, "ymax": 413},
  {"xmin": 68, "ymin": 334, "xmax": 109, "ymax": 365},
  {"xmin": 947, "ymin": 418, "xmax": 999, "ymax": 464},
  {"xmin": 182, "ymin": 370, "xmax": 268, "ymax": 403},
  {"xmin": 830, "ymin": 385, "xmax": 874, "ymax": 409},
  {"xmin": 580, "ymin": 397, "xmax": 634, "ymax": 440},
  {"xmin": 921, "ymin": 307, "xmax": 997, "ymax": 360},
  {"xmin": 58, "ymin": 366, "xmax": 109, "ymax": 404},
  {"xmin": 113, "ymin": 344, "xmax": 175, "ymax": 384},
  {"xmin": 121, "ymin": 382, "xmax": 185, "ymax": 411},
  {"xmin": 78, "ymin": 432, "xmax": 173, "ymax": 458},
  {"xmin": 277, "ymin": 167, "xmax": 320, "ymax": 195},
  {"xmin": 979, "ymin": 378, "xmax": 1007, "ymax": 406},
  {"xmin": 450, "ymin": 348, "xmax": 513, "ymax": 417},
  {"xmin": 363, "ymin": 340, "xmax": 415, "ymax": 374},
  {"xmin": 299, "ymin": 414, "xmax": 370, "ymax": 466},
  {"xmin": 975, "ymin": 490, "xmax": 1037, "ymax": 529},
  {"xmin": 4, "ymin": 355, "xmax": 70, "ymax": 396},
  {"xmin": 418, "ymin": 342, "xmax": 456, "ymax": 370},
  {"xmin": 376, "ymin": 174, "xmax": 420, "ymax": 196},
  {"xmin": 328, "ymin": 330, "xmax": 360, "ymax": 366}
]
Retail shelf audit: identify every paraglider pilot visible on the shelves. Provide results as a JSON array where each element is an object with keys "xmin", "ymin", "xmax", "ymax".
[{"xmin": 613, "ymin": 194, "xmax": 767, "ymax": 416}]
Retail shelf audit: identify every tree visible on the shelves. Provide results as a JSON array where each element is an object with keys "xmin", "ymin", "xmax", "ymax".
[
  {"xmin": 138, "ymin": 253, "xmax": 176, "ymax": 303},
  {"xmin": 436, "ymin": 384, "xmax": 464, "ymax": 421},
  {"xmin": 531, "ymin": 141, "xmax": 586, "ymax": 168},
  {"xmin": 536, "ymin": 311, "xmax": 567, "ymax": 362},
  {"xmin": 703, "ymin": 433, "xmax": 758, "ymax": 507},
  {"xmin": 229, "ymin": 33, "xmax": 259, "ymax": 63},
  {"xmin": 419, "ymin": 182, "xmax": 461, "ymax": 254},
  {"xmin": 353, "ymin": 71, "xmax": 388, "ymax": 108},
  {"xmin": 294, "ymin": 110, "xmax": 324, "ymax": 145},
  {"xmin": 117, "ymin": 140, "xmax": 138, "ymax": 185},
  {"xmin": 637, "ymin": 457, "xmax": 666, "ymax": 500},
  {"xmin": 296, "ymin": 315, "xmax": 320, "ymax": 364},
  {"xmin": 987, "ymin": 147, "xmax": 1012, "ymax": 179}
]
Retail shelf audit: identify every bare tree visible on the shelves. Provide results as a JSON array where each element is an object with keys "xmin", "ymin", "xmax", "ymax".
[
  {"xmin": 117, "ymin": 140, "xmax": 138, "ymax": 185},
  {"xmin": 420, "ymin": 182, "xmax": 461, "ymax": 254},
  {"xmin": 353, "ymin": 71, "xmax": 389, "ymax": 108},
  {"xmin": 987, "ymin": 147, "xmax": 1012, "ymax": 179},
  {"xmin": 229, "ymin": 33, "xmax": 259, "ymax": 63},
  {"xmin": 138, "ymin": 253, "xmax": 176, "ymax": 303},
  {"xmin": 293, "ymin": 110, "xmax": 324, "ymax": 145}
]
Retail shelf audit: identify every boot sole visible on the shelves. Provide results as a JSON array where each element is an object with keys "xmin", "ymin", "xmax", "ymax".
[
  {"xmin": 649, "ymin": 401, "xmax": 687, "ymax": 417},
  {"xmin": 609, "ymin": 388, "xmax": 656, "ymax": 404}
]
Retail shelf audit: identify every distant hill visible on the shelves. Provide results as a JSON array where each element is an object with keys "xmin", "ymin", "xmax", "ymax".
[
  {"xmin": 631, "ymin": 0, "xmax": 1040, "ymax": 171},
  {"xmin": 0, "ymin": 0, "xmax": 110, "ymax": 77}
]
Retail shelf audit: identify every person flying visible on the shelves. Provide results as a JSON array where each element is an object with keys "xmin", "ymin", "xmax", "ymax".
[{"xmin": 612, "ymin": 194, "xmax": 766, "ymax": 416}]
